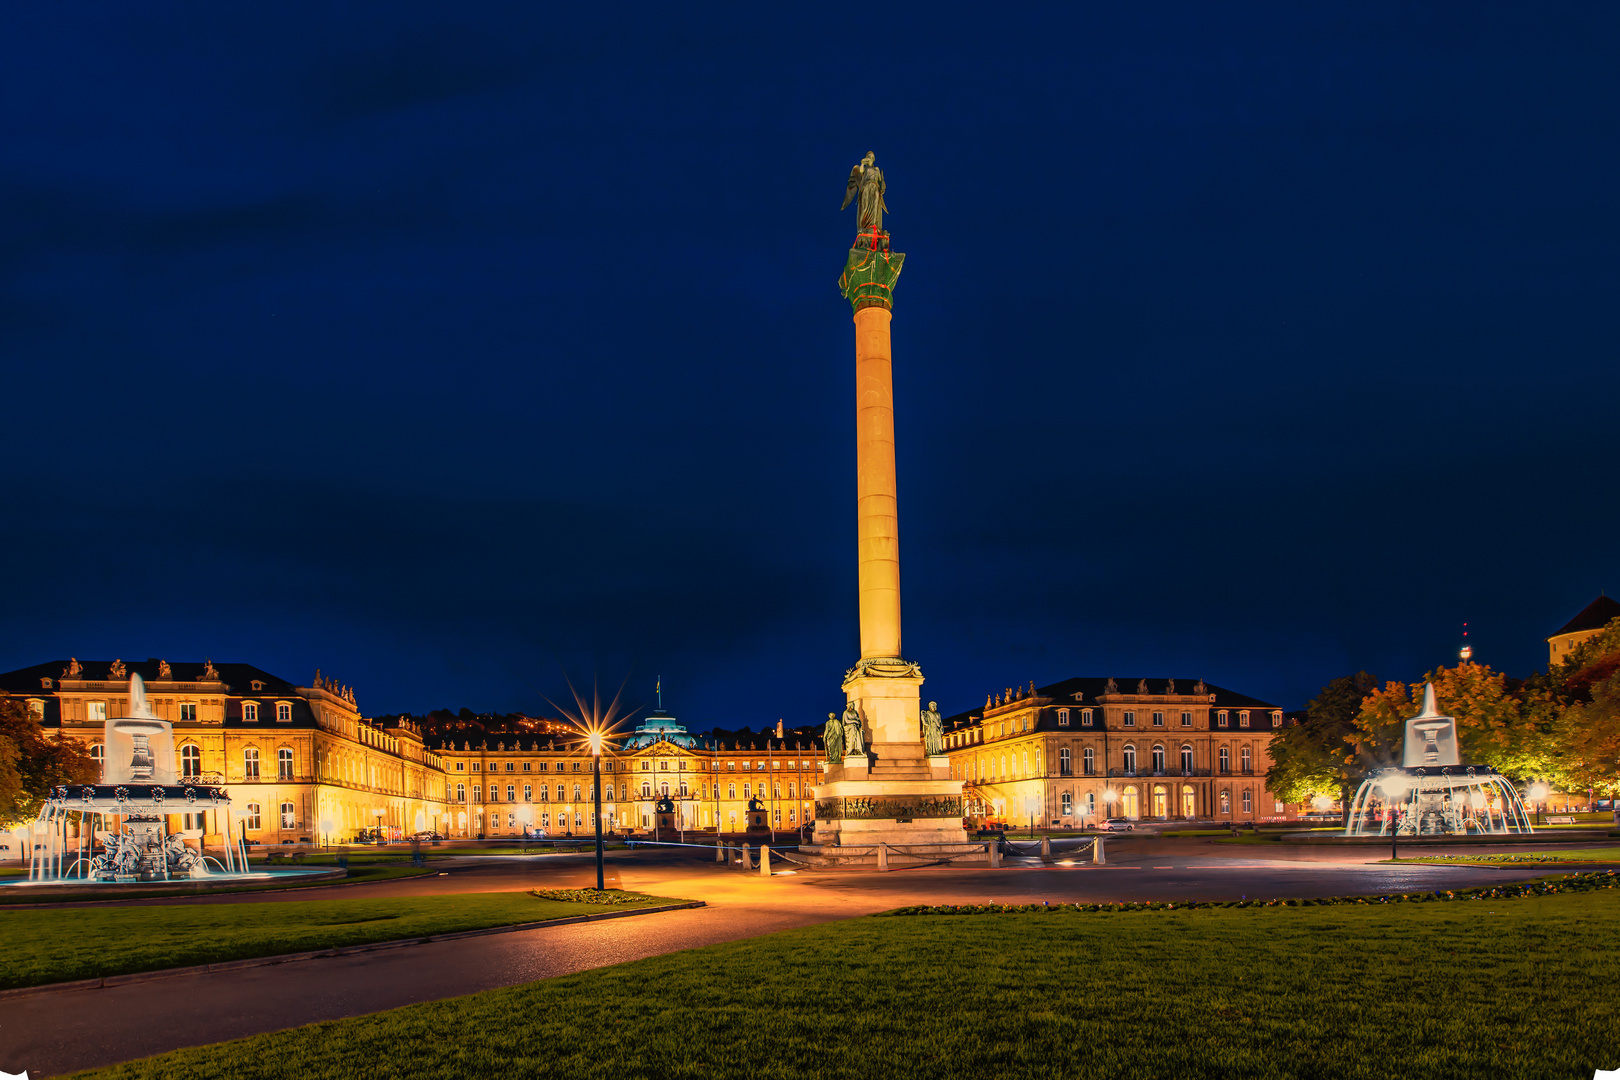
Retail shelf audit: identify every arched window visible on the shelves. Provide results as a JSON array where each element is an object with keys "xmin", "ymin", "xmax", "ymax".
[
  {"xmin": 1059, "ymin": 747, "xmax": 1072, "ymax": 776},
  {"xmin": 90, "ymin": 743, "xmax": 105, "ymax": 766},
  {"xmin": 1083, "ymin": 747, "xmax": 1095, "ymax": 775},
  {"xmin": 277, "ymin": 747, "xmax": 293, "ymax": 780},
  {"xmin": 556, "ymin": 784, "xmax": 565, "ymax": 801},
  {"xmin": 456, "ymin": 783, "xmax": 466, "ymax": 802},
  {"xmin": 641, "ymin": 781, "xmax": 651, "ymax": 797},
  {"xmin": 506, "ymin": 784, "xmax": 515, "ymax": 802},
  {"xmin": 572, "ymin": 785, "xmax": 581, "ymax": 802},
  {"xmin": 244, "ymin": 803, "xmax": 262, "ymax": 831},
  {"xmin": 660, "ymin": 782, "xmax": 669, "ymax": 797},
  {"xmin": 243, "ymin": 747, "xmax": 260, "ymax": 779},
  {"xmin": 1122, "ymin": 746, "xmax": 1136, "ymax": 774},
  {"xmin": 181, "ymin": 744, "xmax": 201, "ymax": 778},
  {"xmin": 1151, "ymin": 745, "xmax": 1165, "ymax": 773},
  {"xmin": 1241, "ymin": 746, "xmax": 1253, "ymax": 773},
  {"xmin": 679, "ymin": 781, "xmax": 688, "ymax": 796},
  {"xmin": 1120, "ymin": 785, "xmax": 1139, "ymax": 818},
  {"xmin": 1219, "ymin": 747, "xmax": 1231, "ymax": 773},
  {"xmin": 280, "ymin": 802, "xmax": 295, "ymax": 829},
  {"xmin": 1182, "ymin": 784, "xmax": 1196, "ymax": 818},
  {"xmin": 728, "ymin": 783, "xmax": 736, "ymax": 799},
  {"xmin": 1180, "ymin": 745, "xmax": 1194, "ymax": 773},
  {"xmin": 523, "ymin": 784, "xmax": 532, "ymax": 802}
]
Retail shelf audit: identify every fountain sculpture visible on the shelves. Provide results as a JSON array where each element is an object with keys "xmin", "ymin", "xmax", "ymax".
[
  {"xmin": 1343, "ymin": 683, "xmax": 1534, "ymax": 837},
  {"xmin": 26, "ymin": 674, "xmax": 249, "ymax": 884}
]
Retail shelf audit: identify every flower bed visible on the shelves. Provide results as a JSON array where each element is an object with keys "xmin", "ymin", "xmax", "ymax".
[{"xmin": 878, "ymin": 869, "xmax": 1619, "ymax": 915}]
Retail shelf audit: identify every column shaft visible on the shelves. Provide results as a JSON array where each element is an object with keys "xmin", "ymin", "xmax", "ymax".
[{"xmin": 854, "ymin": 305, "xmax": 902, "ymax": 660}]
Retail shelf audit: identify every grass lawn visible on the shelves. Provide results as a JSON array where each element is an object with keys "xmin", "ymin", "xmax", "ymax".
[
  {"xmin": 3, "ymin": 889, "xmax": 687, "ymax": 990},
  {"xmin": 70, "ymin": 883, "xmax": 1620, "ymax": 1080}
]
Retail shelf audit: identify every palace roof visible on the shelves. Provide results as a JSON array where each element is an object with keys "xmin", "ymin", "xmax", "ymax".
[{"xmin": 1551, "ymin": 595, "xmax": 1620, "ymax": 638}]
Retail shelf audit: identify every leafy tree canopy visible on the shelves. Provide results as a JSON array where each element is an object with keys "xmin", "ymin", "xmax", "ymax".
[{"xmin": 0, "ymin": 699, "xmax": 99, "ymax": 827}]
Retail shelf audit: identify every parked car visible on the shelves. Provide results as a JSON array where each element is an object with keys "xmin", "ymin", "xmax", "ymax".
[{"xmin": 1096, "ymin": 818, "xmax": 1135, "ymax": 832}]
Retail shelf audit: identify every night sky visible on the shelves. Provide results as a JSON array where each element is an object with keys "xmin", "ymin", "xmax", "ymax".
[{"xmin": 2, "ymin": 6, "xmax": 1616, "ymax": 729}]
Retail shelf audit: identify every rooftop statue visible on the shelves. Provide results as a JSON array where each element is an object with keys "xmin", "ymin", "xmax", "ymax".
[{"xmin": 840, "ymin": 151, "xmax": 888, "ymax": 232}]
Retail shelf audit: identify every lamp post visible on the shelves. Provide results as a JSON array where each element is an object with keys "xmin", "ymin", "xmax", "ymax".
[
  {"xmin": 373, "ymin": 807, "xmax": 384, "ymax": 845},
  {"xmin": 1527, "ymin": 782, "xmax": 1549, "ymax": 826},
  {"xmin": 1103, "ymin": 787, "xmax": 1118, "ymax": 827},
  {"xmin": 590, "ymin": 731, "xmax": 605, "ymax": 891}
]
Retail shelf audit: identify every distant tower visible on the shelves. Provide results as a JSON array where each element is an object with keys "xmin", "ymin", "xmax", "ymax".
[{"xmin": 1459, "ymin": 622, "xmax": 1472, "ymax": 662}]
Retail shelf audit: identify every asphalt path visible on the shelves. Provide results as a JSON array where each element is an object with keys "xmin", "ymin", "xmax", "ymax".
[{"xmin": 5, "ymin": 839, "xmax": 1615, "ymax": 1078}]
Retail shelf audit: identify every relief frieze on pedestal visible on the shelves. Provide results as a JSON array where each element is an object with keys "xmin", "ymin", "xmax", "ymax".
[{"xmin": 815, "ymin": 794, "xmax": 963, "ymax": 821}]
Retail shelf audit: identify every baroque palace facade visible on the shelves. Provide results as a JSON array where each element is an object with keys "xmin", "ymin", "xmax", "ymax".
[
  {"xmin": 0, "ymin": 659, "xmax": 821, "ymax": 843},
  {"xmin": 943, "ymin": 677, "xmax": 1292, "ymax": 826}
]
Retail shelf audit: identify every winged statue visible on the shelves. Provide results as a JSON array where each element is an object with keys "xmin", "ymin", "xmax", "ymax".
[{"xmin": 840, "ymin": 151, "xmax": 888, "ymax": 232}]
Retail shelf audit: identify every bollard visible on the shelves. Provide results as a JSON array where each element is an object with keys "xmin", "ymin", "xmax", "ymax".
[
  {"xmin": 759, "ymin": 845, "xmax": 771, "ymax": 877},
  {"xmin": 740, "ymin": 844, "xmax": 753, "ymax": 871},
  {"xmin": 988, "ymin": 840, "xmax": 1001, "ymax": 868},
  {"xmin": 716, "ymin": 840, "xmax": 725, "ymax": 863},
  {"xmin": 1040, "ymin": 835, "xmax": 1051, "ymax": 860},
  {"xmin": 1093, "ymin": 836, "xmax": 1106, "ymax": 865},
  {"xmin": 876, "ymin": 843, "xmax": 889, "ymax": 871}
]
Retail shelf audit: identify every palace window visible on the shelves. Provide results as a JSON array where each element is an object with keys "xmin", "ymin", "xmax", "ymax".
[
  {"xmin": 88, "ymin": 701, "xmax": 107, "ymax": 722},
  {"xmin": 180, "ymin": 703, "xmax": 197, "ymax": 722},
  {"xmin": 502, "ymin": 784, "xmax": 512, "ymax": 801},
  {"xmin": 1180, "ymin": 745, "xmax": 1194, "ymax": 773},
  {"xmin": 728, "ymin": 784, "xmax": 736, "ymax": 799},
  {"xmin": 1061, "ymin": 792, "xmax": 1073, "ymax": 816},
  {"xmin": 243, "ymin": 747, "xmax": 260, "ymax": 779},
  {"xmin": 1057, "ymin": 709, "xmax": 1069, "ymax": 726},
  {"xmin": 277, "ymin": 748, "xmax": 293, "ymax": 780},
  {"xmin": 1086, "ymin": 791, "xmax": 1096, "ymax": 816},
  {"xmin": 1059, "ymin": 747, "xmax": 1072, "ymax": 776},
  {"xmin": 1241, "ymin": 747, "xmax": 1253, "ymax": 773},
  {"xmin": 1122, "ymin": 746, "xmax": 1137, "ymax": 774},
  {"xmin": 556, "ymin": 784, "xmax": 565, "ymax": 800},
  {"xmin": 524, "ymin": 784, "xmax": 532, "ymax": 801},
  {"xmin": 1122, "ymin": 711, "xmax": 1135, "ymax": 727},
  {"xmin": 280, "ymin": 802, "xmax": 295, "ymax": 829},
  {"xmin": 245, "ymin": 803, "xmax": 262, "ymax": 831},
  {"xmin": 572, "ymin": 785, "xmax": 582, "ymax": 801},
  {"xmin": 1180, "ymin": 712, "xmax": 1192, "ymax": 727},
  {"xmin": 1271, "ymin": 712, "xmax": 1282, "ymax": 728},
  {"xmin": 91, "ymin": 742, "xmax": 104, "ymax": 765},
  {"xmin": 520, "ymin": 762, "xmax": 529, "ymax": 771},
  {"xmin": 1217, "ymin": 711, "xmax": 1229, "ymax": 728},
  {"xmin": 787, "ymin": 783, "xmax": 796, "ymax": 798},
  {"xmin": 537, "ymin": 762, "xmax": 548, "ymax": 772},
  {"xmin": 642, "ymin": 782, "xmax": 652, "ymax": 797},
  {"xmin": 506, "ymin": 762, "xmax": 514, "ymax": 772},
  {"xmin": 181, "ymin": 744, "xmax": 201, "ymax": 777},
  {"xmin": 1219, "ymin": 747, "xmax": 1231, "ymax": 773},
  {"xmin": 472, "ymin": 762, "xmax": 480, "ymax": 771},
  {"xmin": 1152, "ymin": 711, "xmax": 1164, "ymax": 727},
  {"xmin": 1242, "ymin": 790, "xmax": 1253, "ymax": 813},
  {"xmin": 1220, "ymin": 791, "xmax": 1231, "ymax": 815},
  {"xmin": 243, "ymin": 702, "xmax": 259, "ymax": 722},
  {"xmin": 456, "ymin": 762, "xmax": 464, "ymax": 771},
  {"xmin": 1151, "ymin": 745, "xmax": 1165, "ymax": 773},
  {"xmin": 457, "ymin": 784, "xmax": 466, "ymax": 802},
  {"xmin": 1239, "ymin": 711, "xmax": 1251, "ymax": 729},
  {"xmin": 1083, "ymin": 747, "xmax": 1095, "ymax": 775},
  {"xmin": 274, "ymin": 702, "xmax": 290, "ymax": 722},
  {"xmin": 742, "ymin": 783, "xmax": 751, "ymax": 798}
]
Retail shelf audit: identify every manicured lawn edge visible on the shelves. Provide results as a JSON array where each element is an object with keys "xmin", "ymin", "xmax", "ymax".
[
  {"xmin": 0, "ymin": 900, "xmax": 704, "ymax": 1001},
  {"xmin": 0, "ymin": 864, "xmax": 434, "ymax": 907}
]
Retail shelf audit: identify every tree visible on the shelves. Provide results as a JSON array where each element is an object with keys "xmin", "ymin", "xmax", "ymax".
[
  {"xmin": 0, "ymin": 699, "xmax": 99, "ymax": 827},
  {"xmin": 1266, "ymin": 672, "xmax": 1377, "ymax": 807},
  {"xmin": 1553, "ymin": 671, "xmax": 1620, "ymax": 798}
]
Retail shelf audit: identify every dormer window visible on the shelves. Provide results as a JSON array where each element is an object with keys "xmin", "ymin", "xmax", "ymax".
[
  {"xmin": 1217, "ymin": 711, "xmax": 1229, "ymax": 728},
  {"xmin": 243, "ymin": 702, "xmax": 259, "ymax": 722},
  {"xmin": 1239, "ymin": 711, "xmax": 1251, "ymax": 728},
  {"xmin": 1080, "ymin": 709, "xmax": 1094, "ymax": 727},
  {"xmin": 251, "ymin": 680, "xmax": 265, "ymax": 692},
  {"xmin": 276, "ymin": 702, "xmax": 292, "ymax": 722},
  {"xmin": 1057, "ymin": 709, "xmax": 1070, "ymax": 726}
]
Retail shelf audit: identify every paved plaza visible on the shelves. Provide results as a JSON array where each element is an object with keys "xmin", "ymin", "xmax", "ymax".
[{"xmin": 7, "ymin": 837, "xmax": 1616, "ymax": 1078}]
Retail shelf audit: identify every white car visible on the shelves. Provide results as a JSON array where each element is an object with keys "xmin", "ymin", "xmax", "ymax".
[{"xmin": 1096, "ymin": 818, "xmax": 1136, "ymax": 832}]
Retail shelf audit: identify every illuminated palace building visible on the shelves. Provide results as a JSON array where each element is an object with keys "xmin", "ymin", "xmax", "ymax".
[
  {"xmin": 2, "ymin": 659, "xmax": 820, "ymax": 842},
  {"xmin": 1, "ymin": 659, "xmax": 446, "ymax": 845},
  {"xmin": 438, "ymin": 707, "xmax": 821, "ymax": 838},
  {"xmin": 944, "ymin": 677, "xmax": 1295, "ymax": 825}
]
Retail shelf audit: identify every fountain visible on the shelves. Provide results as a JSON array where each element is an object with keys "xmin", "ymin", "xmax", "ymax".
[
  {"xmin": 24, "ymin": 674, "xmax": 251, "ymax": 884},
  {"xmin": 1343, "ymin": 683, "xmax": 1534, "ymax": 837}
]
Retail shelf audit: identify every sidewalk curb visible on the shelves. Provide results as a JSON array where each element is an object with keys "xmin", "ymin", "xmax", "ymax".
[{"xmin": 0, "ymin": 901, "xmax": 706, "ymax": 1001}]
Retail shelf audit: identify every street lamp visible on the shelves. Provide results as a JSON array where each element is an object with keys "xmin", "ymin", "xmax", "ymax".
[
  {"xmin": 1379, "ymin": 773, "xmax": 1410, "ymax": 859},
  {"xmin": 1103, "ymin": 788, "xmax": 1118, "ymax": 827},
  {"xmin": 589, "ymin": 730, "xmax": 605, "ymax": 891},
  {"xmin": 1527, "ymin": 782, "xmax": 1549, "ymax": 826},
  {"xmin": 373, "ymin": 807, "xmax": 384, "ymax": 845}
]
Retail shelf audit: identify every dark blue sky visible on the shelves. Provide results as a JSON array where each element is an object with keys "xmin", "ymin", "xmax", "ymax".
[{"xmin": 2, "ymin": 5, "xmax": 1615, "ymax": 727}]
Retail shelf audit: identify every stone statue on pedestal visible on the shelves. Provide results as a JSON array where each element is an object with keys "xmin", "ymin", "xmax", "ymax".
[
  {"xmin": 840, "ymin": 151, "xmax": 888, "ymax": 232},
  {"xmin": 841, "ymin": 702, "xmax": 866, "ymax": 757},
  {"xmin": 920, "ymin": 701, "xmax": 943, "ymax": 756},
  {"xmin": 823, "ymin": 712, "xmax": 844, "ymax": 764}
]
